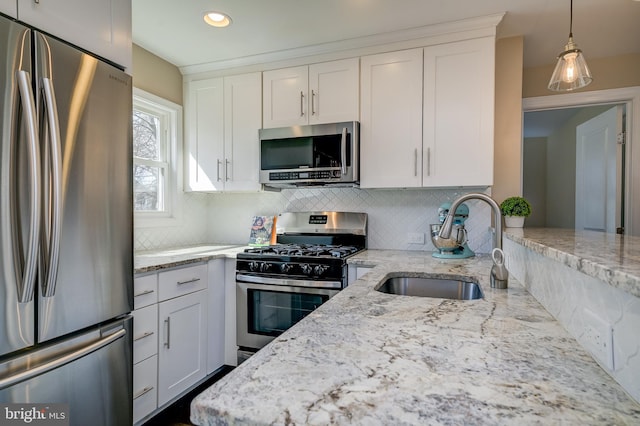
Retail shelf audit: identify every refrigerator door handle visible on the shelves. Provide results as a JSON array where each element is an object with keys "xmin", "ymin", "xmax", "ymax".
[
  {"xmin": 15, "ymin": 70, "xmax": 41, "ymax": 303},
  {"xmin": 40, "ymin": 77, "xmax": 63, "ymax": 298},
  {"xmin": 0, "ymin": 327, "xmax": 126, "ymax": 390}
]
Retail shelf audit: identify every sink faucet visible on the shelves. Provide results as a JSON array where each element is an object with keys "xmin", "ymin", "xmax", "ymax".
[{"xmin": 438, "ymin": 192, "xmax": 508, "ymax": 288}]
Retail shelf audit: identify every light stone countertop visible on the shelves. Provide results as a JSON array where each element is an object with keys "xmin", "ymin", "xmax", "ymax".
[
  {"xmin": 190, "ymin": 250, "xmax": 640, "ymax": 425},
  {"xmin": 503, "ymin": 228, "xmax": 640, "ymax": 298},
  {"xmin": 134, "ymin": 244, "xmax": 248, "ymax": 273}
]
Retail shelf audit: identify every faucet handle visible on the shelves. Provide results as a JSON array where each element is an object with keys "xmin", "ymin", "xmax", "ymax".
[{"xmin": 490, "ymin": 248, "xmax": 509, "ymax": 288}]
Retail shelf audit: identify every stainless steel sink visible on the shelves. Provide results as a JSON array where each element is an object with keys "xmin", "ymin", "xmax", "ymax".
[{"xmin": 375, "ymin": 276, "xmax": 483, "ymax": 300}]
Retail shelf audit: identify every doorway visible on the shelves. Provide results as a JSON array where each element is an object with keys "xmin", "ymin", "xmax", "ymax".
[{"xmin": 522, "ymin": 87, "xmax": 640, "ymax": 236}]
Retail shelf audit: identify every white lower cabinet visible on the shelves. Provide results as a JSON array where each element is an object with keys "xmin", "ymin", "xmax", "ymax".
[
  {"xmin": 158, "ymin": 289, "xmax": 208, "ymax": 406},
  {"xmin": 133, "ymin": 355, "xmax": 158, "ymax": 424},
  {"xmin": 132, "ymin": 262, "xmax": 216, "ymax": 423}
]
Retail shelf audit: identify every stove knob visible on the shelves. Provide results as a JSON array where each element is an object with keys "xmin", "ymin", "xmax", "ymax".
[
  {"xmin": 300, "ymin": 264, "xmax": 313, "ymax": 276},
  {"xmin": 259, "ymin": 262, "xmax": 272, "ymax": 273},
  {"xmin": 248, "ymin": 261, "xmax": 260, "ymax": 272},
  {"xmin": 280, "ymin": 263, "xmax": 291, "ymax": 273},
  {"xmin": 313, "ymin": 265, "xmax": 329, "ymax": 277}
]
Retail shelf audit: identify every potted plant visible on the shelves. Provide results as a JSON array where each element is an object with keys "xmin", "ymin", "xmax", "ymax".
[{"xmin": 500, "ymin": 196, "xmax": 532, "ymax": 228}]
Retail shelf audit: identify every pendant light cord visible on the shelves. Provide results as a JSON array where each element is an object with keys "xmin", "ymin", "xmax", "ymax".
[{"xmin": 569, "ymin": 0, "xmax": 574, "ymax": 38}]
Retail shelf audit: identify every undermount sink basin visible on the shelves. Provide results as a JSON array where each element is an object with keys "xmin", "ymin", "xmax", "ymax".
[{"xmin": 375, "ymin": 276, "xmax": 483, "ymax": 300}]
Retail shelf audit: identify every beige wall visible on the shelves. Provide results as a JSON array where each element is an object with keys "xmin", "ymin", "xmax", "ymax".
[
  {"xmin": 493, "ymin": 36, "xmax": 524, "ymax": 204},
  {"xmin": 523, "ymin": 53, "xmax": 640, "ymax": 98},
  {"xmin": 132, "ymin": 44, "xmax": 183, "ymax": 105}
]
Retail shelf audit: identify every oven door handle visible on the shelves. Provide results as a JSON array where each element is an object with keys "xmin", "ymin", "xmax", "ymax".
[{"xmin": 236, "ymin": 274, "xmax": 342, "ymax": 289}]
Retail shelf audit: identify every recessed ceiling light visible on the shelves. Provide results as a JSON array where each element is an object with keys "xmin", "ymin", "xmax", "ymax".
[{"xmin": 204, "ymin": 11, "xmax": 232, "ymax": 27}]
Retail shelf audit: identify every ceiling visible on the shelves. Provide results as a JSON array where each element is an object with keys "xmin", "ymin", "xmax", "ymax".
[{"xmin": 132, "ymin": 0, "xmax": 640, "ymax": 74}]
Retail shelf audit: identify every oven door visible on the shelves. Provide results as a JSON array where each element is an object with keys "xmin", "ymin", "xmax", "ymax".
[{"xmin": 236, "ymin": 278, "xmax": 339, "ymax": 351}]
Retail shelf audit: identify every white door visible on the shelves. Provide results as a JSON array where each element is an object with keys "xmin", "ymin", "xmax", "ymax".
[
  {"xmin": 157, "ymin": 290, "xmax": 207, "ymax": 406},
  {"xmin": 185, "ymin": 78, "xmax": 224, "ymax": 191},
  {"xmin": 575, "ymin": 106, "xmax": 624, "ymax": 233},
  {"xmin": 17, "ymin": 0, "xmax": 131, "ymax": 69},
  {"xmin": 262, "ymin": 66, "xmax": 308, "ymax": 128},
  {"xmin": 360, "ymin": 48, "xmax": 423, "ymax": 188},
  {"xmin": 224, "ymin": 72, "xmax": 262, "ymax": 192},
  {"xmin": 308, "ymin": 58, "xmax": 359, "ymax": 124}
]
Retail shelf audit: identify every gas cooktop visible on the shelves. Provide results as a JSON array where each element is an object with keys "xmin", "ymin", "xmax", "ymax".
[{"xmin": 243, "ymin": 244, "xmax": 362, "ymax": 259}]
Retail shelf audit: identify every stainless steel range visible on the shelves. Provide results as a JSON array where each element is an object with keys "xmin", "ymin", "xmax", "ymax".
[{"xmin": 236, "ymin": 211, "xmax": 367, "ymax": 363}]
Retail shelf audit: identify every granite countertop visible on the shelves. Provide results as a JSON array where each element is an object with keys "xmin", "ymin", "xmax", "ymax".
[
  {"xmin": 134, "ymin": 244, "xmax": 248, "ymax": 273},
  {"xmin": 190, "ymin": 250, "xmax": 640, "ymax": 425},
  {"xmin": 503, "ymin": 228, "xmax": 640, "ymax": 298}
]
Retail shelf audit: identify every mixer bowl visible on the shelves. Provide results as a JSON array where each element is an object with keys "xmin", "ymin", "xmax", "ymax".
[{"xmin": 430, "ymin": 223, "xmax": 465, "ymax": 251}]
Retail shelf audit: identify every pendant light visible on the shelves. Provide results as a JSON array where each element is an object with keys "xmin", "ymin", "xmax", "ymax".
[{"xmin": 548, "ymin": 0, "xmax": 593, "ymax": 92}]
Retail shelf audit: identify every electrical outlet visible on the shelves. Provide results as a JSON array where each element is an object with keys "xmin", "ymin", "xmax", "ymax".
[
  {"xmin": 582, "ymin": 308, "xmax": 614, "ymax": 370},
  {"xmin": 407, "ymin": 232, "xmax": 425, "ymax": 244}
]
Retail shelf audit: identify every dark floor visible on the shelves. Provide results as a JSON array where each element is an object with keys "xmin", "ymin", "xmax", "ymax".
[{"xmin": 143, "ymin": 366, "xmax": 234, "ymax": 426}]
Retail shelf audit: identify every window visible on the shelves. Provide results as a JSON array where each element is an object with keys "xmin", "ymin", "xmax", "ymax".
[{"xmin": 133, "ymin": 88, "xmax": 182, "ymax": 225}]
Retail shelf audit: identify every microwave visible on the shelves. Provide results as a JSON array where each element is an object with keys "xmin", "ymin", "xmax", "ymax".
[{"xmin": 259, "ymin": 121, "xmax": 359, "ymax": 188}]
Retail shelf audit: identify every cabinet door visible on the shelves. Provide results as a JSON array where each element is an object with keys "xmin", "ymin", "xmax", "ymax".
[
  {"xmin": 223, "ymin": 72, "xmax": 262, "ymax": 192},
  {"xmin": 157, "ymin": 290, "xmax": 207, "ymax": 407},
  {"xmin": 16, "ymin": 0, "xmax": 131, "ymax": 70},
  {"xmin": 185, "ymin": 78, "xmax": 224, "ymax": 191},
  {"xmin": 422, "ymin": 37, "xmax": 495, "ymax": 187},
  {"xmin": 133, "ymin": 304, "xmax": 158, "ymax": 364},
  {"xmin": 263, "ymin": 66, "xmax": 308, "ymax": 128},
  {"xmin": 0, "ymin": 1, "xmax": 17, "ymax": 18},
  {"xmin": 308, "ymin": 58, "xmax": 359, "ymax": 124},
  {"xmin": 133, "ymin": 355, "xmax": 158, "ymax": 424},
  {"xmin": 360, "ymin": 48, "xmax": 423, "ymax": 188},
  {"xmin": 207, "ymin": 259, "xmax": 225, "ymax": 374}
]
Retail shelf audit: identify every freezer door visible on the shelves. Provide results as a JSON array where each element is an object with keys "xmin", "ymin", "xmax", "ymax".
[
  {"xmin": 0, "ymin": 316, "xmax": 133, "ymax": 426},
  {"xmin": 0, "ymin": 16, "xmax": 38, "ymax": 356},
  {"xmin": 34, "ymin": 33, "xmax": 133, "ymax": 342}
]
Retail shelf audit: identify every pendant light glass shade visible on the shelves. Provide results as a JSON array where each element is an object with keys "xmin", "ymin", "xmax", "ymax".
[
  {"xmin": 548, "ymin": 37, "xmax": 592, "ymax": 91},
  {"xmin": 547, "ymin": 0, "xmax": 593, "ymax": 92}
]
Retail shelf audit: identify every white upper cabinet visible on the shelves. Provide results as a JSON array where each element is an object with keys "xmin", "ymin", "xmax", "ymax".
[
  {"xmin": 360, "ymin": 48, "xmax": 424, "ymax": 188},
  {"xmin": 308, "ymin": 58, "xmax": 359, "ymax": 125},
  {"xmin": 185, "ymin": 72, "xmax": 261, "ymax": 192},
  {"xmin": 0, "ymin": 1, "xmax": 16, "ymax": 18},
  {"xmin": 360, "ymin": 37, "xmax": 495, "ymax": 189},
  {"xmin": 422, "ymin": 37, "xmax": 495, "ymax": 187},
  {"xmin": 263, "ymin": 58, "xmax": 359, "ymax": 128},
  {"xmin": 16, "ymin": 0, "xmax": 132, "ymax": 70}
]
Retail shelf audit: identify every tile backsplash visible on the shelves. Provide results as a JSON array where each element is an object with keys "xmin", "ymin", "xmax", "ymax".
[{"xmin": 135, "ymin": 187, "xmax": 494, "ymax": 254}]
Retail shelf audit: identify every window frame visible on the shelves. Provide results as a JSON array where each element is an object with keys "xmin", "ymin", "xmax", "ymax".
[{"xmin": 133, "ymin": 88, "xmax": 183, "ymax": 227}]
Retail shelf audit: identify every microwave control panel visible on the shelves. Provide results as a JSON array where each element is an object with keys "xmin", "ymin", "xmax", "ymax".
[{"xmin": 268, "ymin": 170, "xmax": 341, "ymax": 181}]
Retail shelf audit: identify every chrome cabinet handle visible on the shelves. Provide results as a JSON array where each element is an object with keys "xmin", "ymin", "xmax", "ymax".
[
  {"xmin": 300, "ymin": 91, "xmax": 305, "ymax": 117},
  {"xmin": 216, "ymin": 159, "xmax": 222, "ymax": 182},
  {"xmin": 414, "ymin": 148, "xmax": 418, "ymax": 177},
  {"xmin": 177, "ymin": 277, "xmax": 201, "ymax": 285},
  {"xmin": 133, "ymin": 386, "xmax": 154, "ymax": 400},
  {"xmin": 427, "ymin": 147, "xmax": 431, "ymax": 177},
  {"xmin": 164, "ymin": 318, "xmax": 171, "ymax": 349},
  {"xmin": 311, "ymin": 90, "xmax": 316, "ymax": 115},
  {"xmin": 15, "ymin": 70, "xmax": 41, "ymax": 304},
  {"xmin": 134, "ymin": 331, "xmax": 154, "ymax": 342},
  {"xmin": 341, "ymin": 127, "xmax": 347, "ymax": 175},
  {"xmin": 40, "ymin": 77, "xmax": 63, "ymax": 298},
  {"xmin": 225, "ymin": 159, "xmax": 231, "ymax": 181},
  {"xmin": 134, "ymin": 289, "xmax": 154, "ymax": 298}
]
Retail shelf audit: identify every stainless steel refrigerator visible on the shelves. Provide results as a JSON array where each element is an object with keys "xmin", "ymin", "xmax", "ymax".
[{"xmin": 0, "ymin": 14, "xmax": 133, "ymax": 426}]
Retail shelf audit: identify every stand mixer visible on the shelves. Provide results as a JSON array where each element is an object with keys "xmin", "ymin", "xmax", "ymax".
[{"xmin": 430, "ymin": 203, "xmax": 475, "ymax": 259}]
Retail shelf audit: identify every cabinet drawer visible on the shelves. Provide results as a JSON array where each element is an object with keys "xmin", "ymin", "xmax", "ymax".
[
  {"xmin": 134, "ymin": 274, "xmax": 158, "ymax": 309},
  {"xmin": 133, "ymin": 355, "xmax": 158, "ymax": 424},
  {"xmin": 133, "ymin": 304, "xmax": 158, "ymax": 364},
  {"xmin": 158, "ymin": 264, "xmax": 207, "ymax": 301}
]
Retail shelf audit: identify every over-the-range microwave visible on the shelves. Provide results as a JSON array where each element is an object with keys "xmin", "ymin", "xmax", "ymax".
[{"xmin": 259, "ymin": 121, "xmax": 359, "ymax": 188}]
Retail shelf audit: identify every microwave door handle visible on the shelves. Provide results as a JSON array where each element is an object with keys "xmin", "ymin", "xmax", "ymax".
[{"xmin": 340, "ymin": 127, "xmax": 347, "ymax": 175}]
